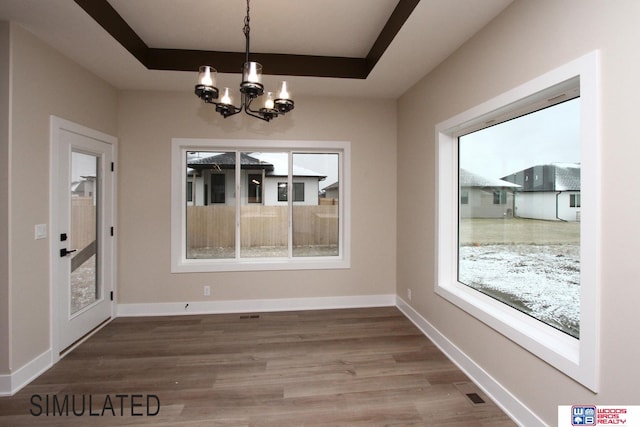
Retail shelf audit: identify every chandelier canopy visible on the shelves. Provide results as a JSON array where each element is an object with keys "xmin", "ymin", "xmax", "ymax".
[{"xmin": 194, "ymin": 0, "xmax": 294, "ymax": 122}]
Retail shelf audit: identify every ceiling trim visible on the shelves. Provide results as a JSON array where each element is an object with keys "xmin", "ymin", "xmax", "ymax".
[{"xmin": 73, "ymin": 0, "xmax": 420, "ymax": 79}]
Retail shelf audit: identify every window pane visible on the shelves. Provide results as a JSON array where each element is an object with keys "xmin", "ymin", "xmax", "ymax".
[
  {"xmin": 211, "ymin": 174, "xmax": 225, "ymax": 203},
  {"xmin": 185, "ymin": 151, "xmax": 236, "ymax": 259},
  {"xmin": 241, "ymin": 152, "xmax": 288, "ymax": 258},
  {"xmin": 278, "ymin": 182, "xmax": 287, "ymax": 201},
  {"xmin": 458, "ymin": 98, "xmax": 581, "ymax": 338},
  {"xmin": 292, "ymin": 153, "xmax": 339, "ymax": 257},
  {"xmin": 293, "ymin": 183, "xmax": 305, "ymax": 202}
]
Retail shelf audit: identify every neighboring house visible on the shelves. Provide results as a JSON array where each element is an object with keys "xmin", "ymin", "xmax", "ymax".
[
  {"xmin": 187, "ymin": 152, "xmax": 326, "ymax": 206},
  {"xmin": 501, "ymin": 163, "xmax": 581, "ymax": 221},
  {"xmin": 322, "ymin": 181, "xmax": 339, "ymax": 200},
  {"xmin": 71, "ymin": 176, "xmax": 96, "ymax": 198},
  {"xmin": 459, "ymin": 169, "xmax": 520, "ymax": 218}
]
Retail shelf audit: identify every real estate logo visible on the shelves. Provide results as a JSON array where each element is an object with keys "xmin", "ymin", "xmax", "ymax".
[
  {"xmin": 572, "ymin": 405, "xmax": 596, "ymax": 426},
  {"xmin": 560, "ymin": 405, "xmax": 638, "ymax": 426}
]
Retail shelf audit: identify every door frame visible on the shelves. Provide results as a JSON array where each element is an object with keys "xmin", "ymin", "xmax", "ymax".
[{"xmin": 49, "ymin": 116, "xmax": 117, "ymax": 363}]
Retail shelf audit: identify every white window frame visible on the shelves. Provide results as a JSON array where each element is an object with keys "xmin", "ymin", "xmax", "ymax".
[
  {"xmin": 435, "ymin": 51, "xmax": 600, "ymax": 391},
  {"xmin": 171, "ymin": 138, "xmax": 351, "ymax": 273}
]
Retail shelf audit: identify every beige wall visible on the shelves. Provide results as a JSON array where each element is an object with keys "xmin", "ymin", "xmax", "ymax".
[
  {"xmin": 0, "ymin": 21, "xmax": 10, "ymax": 375},
  {"xmin": 7, "ymin": 23, "xmax": 118, "ymax": 371},
  {"xmin": 117, "ymin": 92, "xmax": 397, "ymax": 303},
  {"xmin": 397, "ymin": 0, "xmax": 640, "ymax": 424}
]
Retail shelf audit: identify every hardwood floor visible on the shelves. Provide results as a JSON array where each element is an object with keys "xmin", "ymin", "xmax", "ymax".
[{"xmin": 0, "ymin": 307, "xmax": 516, "ymax": 426}]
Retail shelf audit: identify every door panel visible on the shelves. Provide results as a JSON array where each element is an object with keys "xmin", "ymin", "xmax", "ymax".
[{"xmin": 51, "ymin": 118, "xmax": 115, "ymax": 354}]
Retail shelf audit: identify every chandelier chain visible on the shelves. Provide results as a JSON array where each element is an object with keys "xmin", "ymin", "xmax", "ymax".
[{"xmin": 243, "ymin": 0, "xmax": 251, "ymax": 64}]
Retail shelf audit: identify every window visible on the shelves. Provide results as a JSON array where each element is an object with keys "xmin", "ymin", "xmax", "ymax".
[
  {"xmin": 459, "ymin": 98, "xmax": 581, "ymax": 338},
  {"xmin": 278, "ymin": 182, "xmax": 305, "ymax": 202},
  {"xmin": 172, "ymin": 139, "xmax": 350, "ymax": 272},
  {"xmin": 186, "ymin": 181, "xmax": 193, "ymax": 203},
  {"xmin": 247, "ymin": 174, "xmax": 263, "ymax": 203},
  {"xmin": 570, "ymin": 193, "xmax": 581, "ymax": 208},
  {"xmin": 460, "ymin": 190, "xmax": 469, "ymax": 205},
  {"xmin": 436, "ymin": 51, "xmax": 600, "ymax": 390},
  {"xmin": 211, "ymin": 174, "xmax": 225, "ymax": 203},
  {"xmin": 492, "ymin": 190, "xmax": 507, "ymax": 205}
]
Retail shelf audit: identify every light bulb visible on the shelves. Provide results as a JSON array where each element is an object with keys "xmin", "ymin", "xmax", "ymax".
[
  {"xmin": 198, "ymin": 66, "xmax": 216, "ymax": 87},
  {"xmin": 264, "ymin": 92, "xmax": 275, "ymax": 110},
  {"xmin": 220, "ymin": 88, "xmax": 232, "ymax": 105},
  {"xmin": 278, "ymin": 81, "xmax": 290, "ymax": 99},
  {"xmin": 247, "ymin": 62, "xmax": 261, "ymax": 83}
]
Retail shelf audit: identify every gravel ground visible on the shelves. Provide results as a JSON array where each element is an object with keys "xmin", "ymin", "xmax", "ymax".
[
  {"xmin": 458, "ymin": 217, "xmax": 580, "ymax": 337},
  {"xmin": 459, "ymin": 244, "xmax": 580, "ymax": 338},
  {"xmin": 70, "ymin": 255, "xmax": 96, "ymax": 314}
]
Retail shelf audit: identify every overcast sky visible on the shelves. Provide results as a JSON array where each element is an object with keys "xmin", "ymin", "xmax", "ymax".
[{"xmin": 459, "ymin": 97, "xmax": 581, "ymax": 179}]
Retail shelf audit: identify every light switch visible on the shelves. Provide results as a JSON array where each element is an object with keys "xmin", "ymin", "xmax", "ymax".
[{"xmin": 35, "ymin": 224, "xmax": 47, "ymax": 240}]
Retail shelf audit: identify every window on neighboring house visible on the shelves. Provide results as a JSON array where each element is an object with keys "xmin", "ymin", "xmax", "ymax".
[
  {"xmin": 211, "ymin": 174, "xmax": 225, "ymax": 203},
  {"xmin": 186, "ymin": 181, "xmax": 193, "ymax": 203},
  {"xmin": 460, "ymin": 190, "xmax": 469, "ymax": 205},
  {"xmin": 570, "ymin": 193, "xmax": 581, "ymax": 207},
  {"xmin": 278, "ymin": 182, "xmax": 305, "ymax": 202},
  {"xmin": 248, "ymin": 174, "xmax": 262, "ymax": 204},
  {"xmin": 492, "ymin": 190, "xmax": 507, "ymax": 205},
  {"xmin": 436, "ymin": 52, "xmax": 600, "ymax": 391},
  {"xmin": 172, "ymin": 139, "xmax": 350, "ymax": 272}
]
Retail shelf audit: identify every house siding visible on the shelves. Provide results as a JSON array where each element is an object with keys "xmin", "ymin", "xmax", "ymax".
[{"xmin": 459, "ymin": 188, "xmax": 515, "ymax": 219}]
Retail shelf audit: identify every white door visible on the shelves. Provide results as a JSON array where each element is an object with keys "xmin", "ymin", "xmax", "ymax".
[{"xmin": 51, "ymin": 117, "xmax": 116, "ymax": 355}]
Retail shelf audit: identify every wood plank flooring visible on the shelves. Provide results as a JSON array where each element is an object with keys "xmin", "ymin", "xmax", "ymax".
[{"xmin": 0, "ymin": 307, "xmax": 516, "ymax": 426}]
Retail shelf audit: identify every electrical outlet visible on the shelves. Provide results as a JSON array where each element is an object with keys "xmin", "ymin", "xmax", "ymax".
[
  {"xmin": 203, "ymin": 285, "xmax": 211, "ymax": 296},
  {"xmin": 407, "ymin": 288, "xmax": 412, "ymax": 301}
]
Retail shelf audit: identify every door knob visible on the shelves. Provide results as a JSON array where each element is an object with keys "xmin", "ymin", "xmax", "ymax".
[{"xmin": 59, "ymin": 248, "xmax": 77, "ymax": 257}]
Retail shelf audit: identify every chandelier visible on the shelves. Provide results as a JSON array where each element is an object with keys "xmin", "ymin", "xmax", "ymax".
[{"xmin": 194, "ymin": 0, "xmax": 294, "ymax": 122}]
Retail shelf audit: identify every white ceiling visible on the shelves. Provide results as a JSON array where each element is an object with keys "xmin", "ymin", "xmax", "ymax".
[{"xmin": 0, "ymin": 0, "xmax": 514, "ymax": 99}]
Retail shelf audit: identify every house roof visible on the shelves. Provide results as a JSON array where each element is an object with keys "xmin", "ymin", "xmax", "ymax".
[
  {"xmin": 500, "ymin": 163, "xmax": 580, "ymax": 192},
  {"xmin": 459, "ymin": 169, "xmax": 520, "ymax": 189},
  {"xmin": 187, "ymin": 152, "xmax": 326, "ymax": 180},
  {"xmin": 553, "ymin": 163, "xmax": 581, "ymax": 191},
  {"xmin": 323, "ymin": 182, "xmax": 339, "ymax": 191},
  {"xmin": 187, "ymin": 152, "xmax": 274, "ymax": 172}
]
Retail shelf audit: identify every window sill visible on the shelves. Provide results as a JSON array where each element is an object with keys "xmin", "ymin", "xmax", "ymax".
[{"xmin": 171, "ymin": 256, "xmax": 350, "ymax": 273}]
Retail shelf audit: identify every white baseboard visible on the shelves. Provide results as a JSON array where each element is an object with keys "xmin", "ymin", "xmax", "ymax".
[
  {"xmin": 0, "ymin": 349, "xmax": 52, "ymax": 396},
  {"xmin": 117, "ymin": 294, "xmax": 396, "ymax": 317},
  {"xmin": 395, "ymin": 296, "xmax": 545, "ymax": 427}
]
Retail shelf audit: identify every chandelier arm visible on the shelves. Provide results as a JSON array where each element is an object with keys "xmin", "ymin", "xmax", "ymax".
[
  {"xmin": 211, "ymin": 99, "xmax": 242, "ymax": 119},
  {"xmin": 244, "ymin": 96, "xmax": 274, "ymax": 121},
  {"xmin": 244, "ymin": 109, "xmax": 271, "ymax": 122},
  {"xmin": 220, "ymin": 105, "xmax": 242, "ymax": 118}
]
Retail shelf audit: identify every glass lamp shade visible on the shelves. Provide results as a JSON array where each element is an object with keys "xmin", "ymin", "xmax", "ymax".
[
  {"xmin": 277, "ymin": 81, "xmax": 291, "ymax": 100},
  {"xmin": 198, "ymin": 66, "xmax": 217, "ymax": 87},
  {"xmin": 215, "ymin": 87, "xmax": 237, "ymax": 118},
  {"xmin": 195, "ymin": 65, "xmax": 219, "ymax": 103},
  {"xmin": 240, "ymin": 62, "xmax": 264, "ymax": 97},
  {"xmin": 219, "ymin": 87, "xmax": 233, "ymax": 105},
  {"xmin": 263, "ymin": 92, "xmax": 275, "ymax": 110},
  {"xmin": 274, "ymin": 81, "xmax": 294, "ymax": 113}
]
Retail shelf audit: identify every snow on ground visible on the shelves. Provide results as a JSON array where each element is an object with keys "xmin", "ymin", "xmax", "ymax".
[{"xmin": 459, "ymin": 244, "xmax": 580, "ymax": 337}]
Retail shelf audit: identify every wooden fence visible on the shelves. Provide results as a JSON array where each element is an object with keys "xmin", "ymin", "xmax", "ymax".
[
  {"xmin": 186, "ymin": 204, "xmax": 339, "ymax": 249},
  {"xmin": 71, "ymin": 197, "xmax": 95, "ymax": 250}
]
